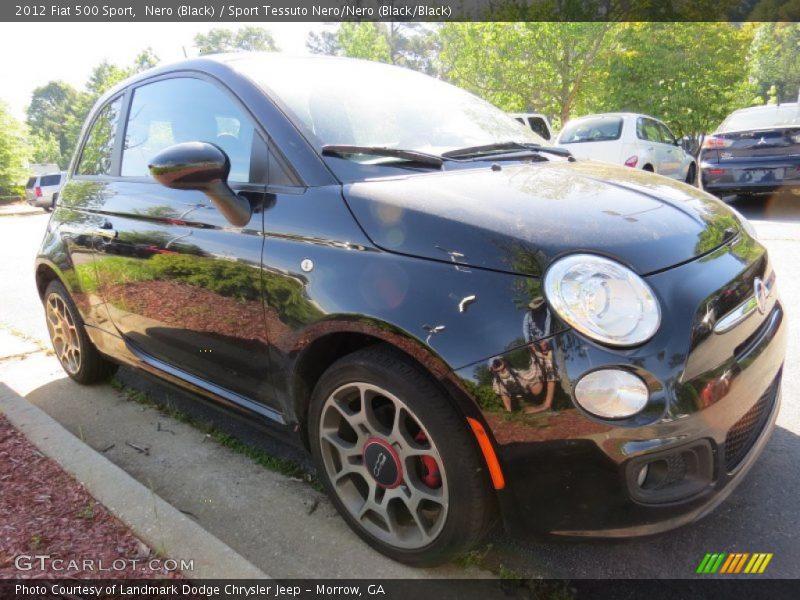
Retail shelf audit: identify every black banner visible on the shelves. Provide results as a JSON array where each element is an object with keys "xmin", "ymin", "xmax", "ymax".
[
  {"xmin": 2, "ymin": 0, "xmax": 800, "ymax": 23},
  {"xmin": 0, "ymin": 579, "xmax": 798, "ymax": 600}
]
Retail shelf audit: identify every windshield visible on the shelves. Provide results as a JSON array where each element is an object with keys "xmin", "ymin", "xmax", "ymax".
[
  {"xmin": 233, "ymin": 55, "xmax": 545, "ymax": 161},
  {"xmin": 558, "ymin": 116, "xmax": 623, "ymax": 144},
  {"xmin": 719, "ymin": 105, "xmax": 800, "ymax": 132}
]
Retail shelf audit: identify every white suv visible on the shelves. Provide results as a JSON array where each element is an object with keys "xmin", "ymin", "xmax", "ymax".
[
  {"xmin": 556, "ymin": 113, "xmax": 697, "ymax": 184},
  {"xmin": 25, "ymin": 172, "xmax": 65, "ymax": 211}
]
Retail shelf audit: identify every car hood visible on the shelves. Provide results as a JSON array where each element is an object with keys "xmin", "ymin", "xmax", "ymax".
[{"xmin": 343, "ymin": 160, "xmax": 742, "ymax": 277}]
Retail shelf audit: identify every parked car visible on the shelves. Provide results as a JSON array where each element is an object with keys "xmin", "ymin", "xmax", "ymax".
[
  {"xmin": 35, "ymin": 55, "xmax": 785, "ymax": 566},
  {"xmin": 556, "ymin": 113, "xmax": 697, "ymax": 183},
  {"xmin": 700, "ymin": 103, "xmax": 800, "ymax": 199},
  {"xmin": 25, "ymin": 172, "xmax": 65, "ymax": 210},
  {"xmin": 509, "ymin": 112, "xmax": 553, "ymax": 140}
]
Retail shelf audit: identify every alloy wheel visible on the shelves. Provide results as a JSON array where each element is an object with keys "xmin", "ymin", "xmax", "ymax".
[
  {"xmin": 45, "ymin": 293, "xmax": 81, "ymax": 375},
  {"xmin": 318, "ymin": 382, "xmax": 449, "ymax": 549}
]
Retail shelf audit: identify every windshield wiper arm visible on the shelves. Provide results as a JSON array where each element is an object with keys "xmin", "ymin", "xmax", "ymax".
[
  {"xmin": 321, "ymin": 145, "xmax": 445, "ymax": 168},
  {"xmin": 442, "ymin": 142, "xmax": 574, "ymax": 161}
]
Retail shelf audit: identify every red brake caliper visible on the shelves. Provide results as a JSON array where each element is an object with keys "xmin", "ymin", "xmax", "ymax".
[{"xmin": 414, "ymin": 431, "xmax": 442, "ymax": 488}]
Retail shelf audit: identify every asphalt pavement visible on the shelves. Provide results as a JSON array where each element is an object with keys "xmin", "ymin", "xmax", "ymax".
[{"xmin": 0, "ymin": 190, "xmax": 798, "ymax": 579}]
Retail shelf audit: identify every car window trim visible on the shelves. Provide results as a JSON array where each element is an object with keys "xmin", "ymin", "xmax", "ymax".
[
  {"xmin": 72, "ymin": 92, "xmax": 126, "ymax": 179},
  {"xmin": 117, "ymin": 70, "xmax": 304, "ymax": 189}
]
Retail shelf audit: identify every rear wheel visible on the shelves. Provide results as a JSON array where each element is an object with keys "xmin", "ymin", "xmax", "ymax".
[
  {"xmin": 44, "ymin": 280, "xmax": 117, "ymax": 384},
  {"xmin": 643, "ymin": 164, "xmax": 655, "ymax": 172},
  {"xmin": 309, "ymin": 345, "xmax": 495, "ymax": 566}
]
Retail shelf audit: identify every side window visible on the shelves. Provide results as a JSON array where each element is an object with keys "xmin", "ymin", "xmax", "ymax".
[
  {"xmin": 121, "ymin": 77, "xmax": 257, "ymax": 182},
  {"xmin": 639, "ymin": 119, "xmax": 661, "ymax": 143},
  {"xmin": 76, "ymin": 97, "xmax": 123, "ymax": 176},
  {"xmin": 657, "ymin": 122, "xmax": 676, "ymax": 145}
]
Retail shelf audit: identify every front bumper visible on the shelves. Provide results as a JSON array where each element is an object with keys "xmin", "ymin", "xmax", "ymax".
[{"xmin": 455, "ymin": 235, "xmax": 787, "ymax": 537}]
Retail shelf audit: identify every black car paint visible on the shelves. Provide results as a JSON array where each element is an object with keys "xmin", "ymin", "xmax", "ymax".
[{"xmin": 35, "ymin": 56, "xmax": 786, "ymax": 538}]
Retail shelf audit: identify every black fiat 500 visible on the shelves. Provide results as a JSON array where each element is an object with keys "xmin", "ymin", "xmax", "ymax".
[{"xmin": 36, "ymin": 54, "xmax": 786, "ymax": 565}]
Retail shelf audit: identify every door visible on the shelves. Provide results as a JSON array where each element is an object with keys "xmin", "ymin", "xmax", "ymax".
[
  {"xmin": 655, "ymin": 120, "xmax": 683, "ymax": 179},
  {"xmin": 91, "ymin": 75, "xmax": 278, "ymax": 409}
]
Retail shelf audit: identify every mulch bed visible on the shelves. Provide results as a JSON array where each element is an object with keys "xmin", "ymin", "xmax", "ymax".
[{"xmin": 0, "ymin": 414, "xmax": 182, "ymax": 579}]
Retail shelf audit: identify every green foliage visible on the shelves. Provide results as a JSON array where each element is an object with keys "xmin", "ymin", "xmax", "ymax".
[
  {"xmin": 25, "ymin": 81, "xmax": 82, "ymax": 169},
  {"xmin": 440, "ymin": 23, "xmax": 614, "ymax": 126},
  {"xmin": 309, "ymin": 23, "xmax": 441, "ymax": 75},
  {"xmin": 26, "ymin": 49, "xmax": 161, "ymax": 171},
  {"xmin": 0, "ymin": 101, "xmax": 30, "ymax": 196},
  {"xmin": 746, "ymin": 23, "xmax": 800, "ymax": 104},
  {"xmin": 598, "ymin": 23, "xmax": 755, "ymax": 139},
  {"xmin": 337, "ymin": 23, "xmax": 392, "ymax": 62},
  {"xmin": 194, "ymin": 27, "xmax": 278, "ymax": 55}
]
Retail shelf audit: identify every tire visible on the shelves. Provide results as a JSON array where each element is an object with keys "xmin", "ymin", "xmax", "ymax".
[
  {"xmin": 685, "ymin": 163, "xmax": 696, "ymax": 185},
  {"xmin": 309, "ymin": 345, "xmax": 496, "ymax": 566},
  {"xmin": 642, "ymin": 164, "xmax": 655, "ymax": 172},
  {"xmin": 43, "ymin": 280, "xmax": 118, "ymax": 384}
]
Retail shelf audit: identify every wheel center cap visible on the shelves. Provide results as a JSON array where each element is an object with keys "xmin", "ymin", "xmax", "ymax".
[{"xmin": 363, "ymin": 437, "xmax": 402, "ymax": 488}]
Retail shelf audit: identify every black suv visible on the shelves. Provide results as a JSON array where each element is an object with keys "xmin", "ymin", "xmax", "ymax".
[{"xmin": 36, "ymin": 54, "xmax": 786, "ymax": 566}]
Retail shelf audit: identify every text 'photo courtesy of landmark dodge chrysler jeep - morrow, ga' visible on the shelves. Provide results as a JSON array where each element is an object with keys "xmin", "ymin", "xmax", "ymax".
[{"xmin": 35, "ymin": 54, "xmax": 787, "ymax": 566}]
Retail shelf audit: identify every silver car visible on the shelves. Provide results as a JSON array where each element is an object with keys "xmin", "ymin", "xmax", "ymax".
[{"xmin": 25, "ymin": 172, "xmax": 65, "ymax": 211}]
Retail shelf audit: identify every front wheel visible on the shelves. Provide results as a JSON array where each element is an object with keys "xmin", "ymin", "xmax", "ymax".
[{"xmin": 309, "ymin": 345, "xmax": 495, "ymax": 566}]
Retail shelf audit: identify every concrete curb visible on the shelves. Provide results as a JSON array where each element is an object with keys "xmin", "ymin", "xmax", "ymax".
[
  {"xmin": 0, "ymin": 383, "xmax": 270, "ymax": 580},
  {"xmin": 0, "ymin": 207, "xmax": 45, "ymax": 217}
]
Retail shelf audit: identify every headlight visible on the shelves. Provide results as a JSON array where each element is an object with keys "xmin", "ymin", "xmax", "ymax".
[
  {"xmin": 544, "ymin": 254, "xmax": 660, "ymax": 346},
  {"xmin": 574, "ymin": 369, "xmax": 649, "ymax": 419}
]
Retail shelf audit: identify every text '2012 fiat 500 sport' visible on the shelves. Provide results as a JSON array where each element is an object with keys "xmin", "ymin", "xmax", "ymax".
[{"xmin": 35, "ymin": 54, "xmax": 786, "ymax": 566}]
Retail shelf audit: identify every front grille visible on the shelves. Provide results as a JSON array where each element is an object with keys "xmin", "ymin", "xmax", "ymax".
[{"xmin": 724, "ymin": 375, "xmax": 780, "ymax": 471}]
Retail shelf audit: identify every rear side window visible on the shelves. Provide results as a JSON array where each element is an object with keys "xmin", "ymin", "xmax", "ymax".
[
  {"xmin": 76, "ymin": 97, "xmax": 123, "ymax": 176},
  {"xmin": 40, "ymin": 174, "xmax": 61, "ymax": 187},
  {"xmin": 121, "ymin": 77, "xmax": 257, "ymax": 182},
  {"xmin": 25, "ymin": 177, "xmax": 36, "ymax": 189},
  {"xmin": 559, "ymin": 117, "xmax": 623, "ymax": 143}
]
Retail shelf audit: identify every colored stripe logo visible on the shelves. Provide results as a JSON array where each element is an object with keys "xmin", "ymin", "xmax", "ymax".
[{"xmin": 697, "ymin": 552, "xmax": 773, "ymax": 574}]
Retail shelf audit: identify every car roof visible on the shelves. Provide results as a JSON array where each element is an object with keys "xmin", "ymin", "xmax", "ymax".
[
  {"xmin": 730, "ymin": 102, "xmax": 799, "ymax": 114},
  {"xmin": 566, "ymin": 112, "xmax": 650, "ymax": 122}
]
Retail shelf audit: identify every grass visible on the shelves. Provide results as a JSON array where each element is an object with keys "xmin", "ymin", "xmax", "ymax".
[
  {"xmin": 109, "ymin": 375, "xmax": 317, "ymax": 486},
  {"xmin": 78, "ymin": 501, "xmax": 95, "ymax": 521}
]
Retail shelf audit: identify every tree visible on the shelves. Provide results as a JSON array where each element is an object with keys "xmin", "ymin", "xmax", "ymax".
[
  {"xmin": 30, "ymin": 133, "xmax": 61, "ymax": 165},
  {"xmin": 440, "ymin": 23, "xmax": 614, "ymax": 126},
  {"xmin": 28, "ymin": 49, "xmax": 162, "ymax": 169},
  {"xmin": 336, "ymin": 23, "xmax": 391, "ymax": 62},
  {"xmin": 307, "ymin": 23, "xmax": 441, "ymax": 76},
  {"xmin": 599, "ymin": 23, "xmax": 754, "ymax": 142},
  {"xmin": 0, "ymin": 101, "xmax": 30, "ymax": 196},
  {"xmin": 26, "ymin": 81, "xmax": 82, "ymax": 168},
  {"xmin": 306, "ymin": 27, "xmax": 340, "ymax": 56},
  {"xmin": 746, "ymin": 23, "xmax": 800, "ymax": 104},
  {"xmin": 194, "ymin": 27, "xmax": 278, "ymax": 55}
]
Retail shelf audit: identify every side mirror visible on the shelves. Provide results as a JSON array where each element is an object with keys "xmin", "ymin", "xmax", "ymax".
[{"xmin": 148, "ymin": 141, "xmax": 252, "ymax": 227}]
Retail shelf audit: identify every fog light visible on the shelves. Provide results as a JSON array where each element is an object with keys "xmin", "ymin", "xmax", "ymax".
[
  {"xmin": 637, "ymin": 463, "xmax": 649, "ymax": 487},
  {"xmin": 574, "ymin": 369, "xmax": 648, "ymax": 419}
]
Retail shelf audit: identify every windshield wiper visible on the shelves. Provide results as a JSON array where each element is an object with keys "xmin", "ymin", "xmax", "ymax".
[
  {"xmin": 321, "ymin": 145, "xmax": 445, "ymax": 169},
  {"xmin": 442, "ymin": 142, "xmax": 574, "ymax": 161}
]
